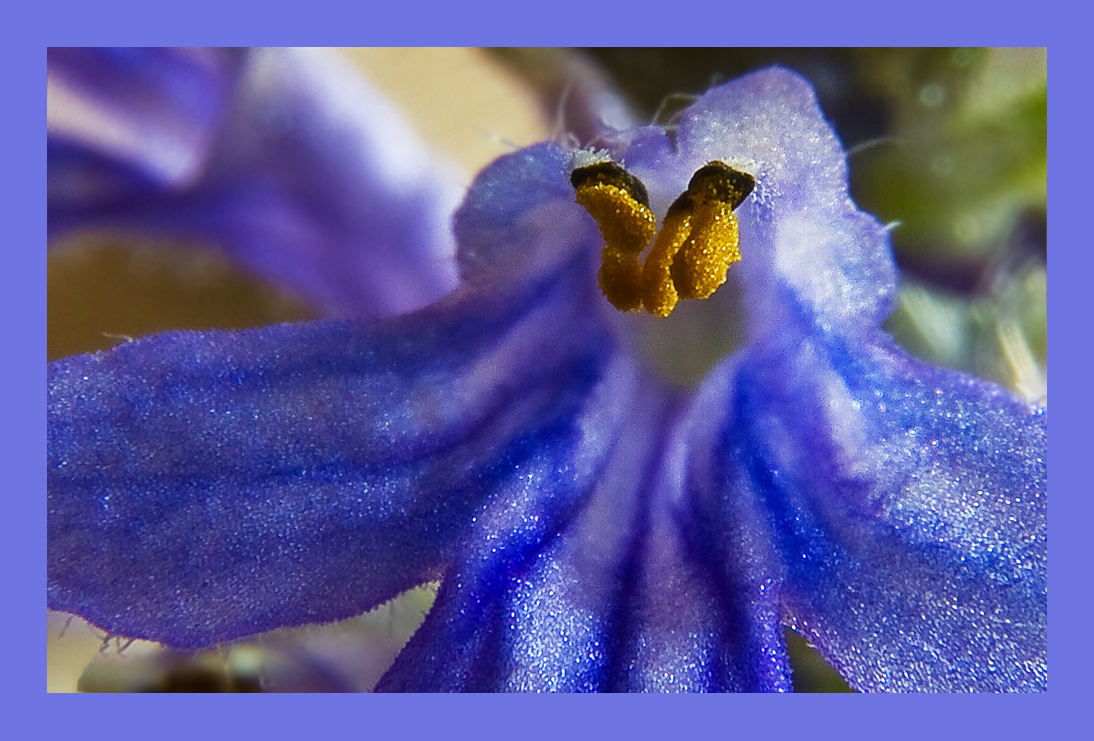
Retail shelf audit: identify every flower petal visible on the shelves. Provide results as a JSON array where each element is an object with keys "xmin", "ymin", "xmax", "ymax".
[
  {"xmin": 455, "ymin": 141, "xmax": 596, "ymax": 289},
  {"xmin": 373, "ymin": 357, "xmax": 641, "ymax": 692},
  {"xmin": 48, "ymin": 48, "xmax": 463, "ymax": 317},
  {"xmin": 603, "ymin": 70, "xmax": 1045, "ymax": 691},
  {"xmin": 48, "ymin": 245, "xmax": 623, "ymax": 649},
  {"xmin": 606, "ymin": 68, "xmax": 898, "ymax": 337},
  {"xmin": 378, "ymin": 378, "xmax": 791, "ymax": 692},
  {"xmin": 695, "ymin": 312, "xmax": 1047, "ymax": 692},
  {"xmin": 47, "ymin": 47, "xmax": 244, "ymax": 189}
]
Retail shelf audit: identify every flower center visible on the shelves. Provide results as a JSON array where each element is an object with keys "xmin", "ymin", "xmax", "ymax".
[{"xmin": 571, "ymin": 160, "xmax": 755, "ymax": 317}]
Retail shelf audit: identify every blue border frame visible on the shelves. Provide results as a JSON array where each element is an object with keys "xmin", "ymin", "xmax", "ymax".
[{"xmin": 14, "ymin": 2, "xmax": 1079, "ymax": 738}]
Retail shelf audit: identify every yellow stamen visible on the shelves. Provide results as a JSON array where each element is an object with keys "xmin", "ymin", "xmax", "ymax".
[
  {"xmin": 670, "ymin": 198, "xmax": 741, "ymax": 300},
  {"xmin": 572, "ymin": 159, "xmax": 754, "ymax": 317},
  {"xmin": 641, "ymin": 196, "xmax": 692, "ymax": 317},
  {"xmin": 571, "ymin": 162, "xmax": 657, "ymax": 312},
  {"xmin": 671, "ymin": 162, "xmax": 753, "ymax": 301},
  {"xmin": 596, "ymin": 248, "xmax": 645, "ymax": 312}
]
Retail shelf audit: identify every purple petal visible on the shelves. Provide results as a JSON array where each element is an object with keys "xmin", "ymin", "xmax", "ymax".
[
  {"xmin": 455, "ymin": 141, "xmax": 596, "ymax": 289},
  {"xmin": 47, "ymin": 48, "xmax": 243, "ymax": 188},
  {"xmin": 47, "ymin": 63, "xmax": 1045, "ymax": 694},
  {"xmin": 48, "ymin": 48, "xmax": 463, "ymax": 317},
  {"xmin": 607, "ymin": 68, "xmax": 898, "ymax": 338},
  {"xmin": 377, "ymin": 377, "xmax": 791, "ymax": 692},
  {"xmin": 48, "ymin": 245, "xmax": 622, "ymax": 649},
  {"xmin": 693, "ymin": 311, "xmax": 1047, "ymax": 692},
  {"xmin": 379, "ymin": 143, "xmax": 793, "ymax": 692},
  {"xmin": 374, "ymin": 360, "xmax": 641, "ymax": 692}
]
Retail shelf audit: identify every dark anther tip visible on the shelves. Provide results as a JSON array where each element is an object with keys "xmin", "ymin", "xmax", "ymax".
[
  {"xmin": 688, "ymin": 161, "xmax": 755, "ymax": 210},
  {"xmin": 570, "ymin": 162, "xmax": 651, "ymax": 208}
]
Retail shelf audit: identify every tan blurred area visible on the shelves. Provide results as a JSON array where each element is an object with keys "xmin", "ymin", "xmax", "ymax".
[
  {"xmin": 48, "ymin": 47, "xmax": 549, "ymax": 362},
  {"xmin": 340, "ymin": 48, "xmax": 548, "ymax": 179},
  {"xmin": 48, "ymin": 47, "xmax": 550, "ymax": 692}
]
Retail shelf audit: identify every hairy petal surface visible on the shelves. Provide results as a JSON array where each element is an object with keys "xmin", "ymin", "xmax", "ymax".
[
  {"xmin": 46, "ymin": 63, "xmax": 1046, "ymax": 693},
  {"xmin": 48, "ymin": 47, "xmax": 463, "ymax": 317},
  {"xmin": 378, "ymin": 376, "xmax": 791, "ymax": 692},
  {"xmin": 595, "ymin": 67, "xmax": 1046, "ymax": 692},
  {"xmin": 48, "ymin": 240, "xmax": 627, "ymax": 649},
  {"xmin": 602, "ymin": 68, "xmax": 897, "ymax": 339},
  {"xmin": 374, "ymin": 139, "xmax": 793, "ymax": 692},
  {"xmin": 693, "ymin": 306, "xmax": 1047, "ymax": 692}
]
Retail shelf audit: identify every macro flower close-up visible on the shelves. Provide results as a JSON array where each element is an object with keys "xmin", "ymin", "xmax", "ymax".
[{"xmin": 46, "ymin": 47, "xmax": 1047, "ymax": 692}]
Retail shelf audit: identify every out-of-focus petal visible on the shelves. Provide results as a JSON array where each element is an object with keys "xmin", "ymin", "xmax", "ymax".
[
  {"xmin": 47, "ymin": 47, "xmax": 244, "ymax": 189},
  {"xmin": 693, "ymin": 305, "xmax": 1047, "ymax": 691},
  {"xmin": 48, "ymin": 48, "xmax": 464, "ymax": 317},
  {"xmin": 48, "ymin": 240, "xmax": 626, "ymax": 649}
]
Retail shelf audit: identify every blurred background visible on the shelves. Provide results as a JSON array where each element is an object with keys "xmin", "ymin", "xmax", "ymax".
[{"xmin": 47, "ymin": 47, "xmax": 1047, "ymax": 692}]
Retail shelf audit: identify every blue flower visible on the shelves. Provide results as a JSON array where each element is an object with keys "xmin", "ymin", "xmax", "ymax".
[{"xmin": 47, "ymin": 48, "xmax": 1047, "ymax": 692}]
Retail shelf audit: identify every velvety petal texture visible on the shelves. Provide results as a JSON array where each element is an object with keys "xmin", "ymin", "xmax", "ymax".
[
  {"xmin": 687, "ymin": 318, "xmax": 1047, "ymax": 692},
  {"xmin": 587, "ymin": 68, "xmax": 1048, "ymax": 691},
  {"xmin": 597, "ymin": 70, "xmax": 898, "ymax": 337},
  {"xmin": 47, "ymin": 62, "xmax": 1046, "ymax": 692},
  {"xmin": 48, "ymin": 242, "xmax": 624, "ymax": 648},
  {"xmin": 377, "ymin": 141, "xmax": 792, "ymax": 690},
  {"xmin": 377, "ymin": 375, "xmax": 789, "ymax": 692},
  {"xmin": 48, "ymin": 47, "xmax": 463, "ymax": 317}
]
